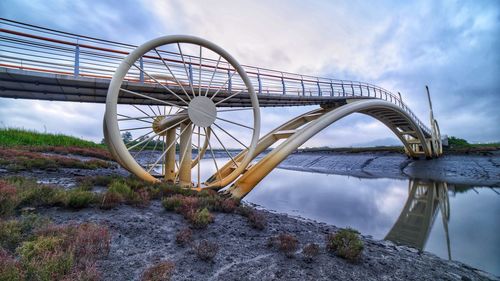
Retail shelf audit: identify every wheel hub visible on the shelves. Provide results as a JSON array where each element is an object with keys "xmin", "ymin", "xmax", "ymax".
[{"xmin": 188, "ymin": 96, "xmax": 217, "ymax": 127}]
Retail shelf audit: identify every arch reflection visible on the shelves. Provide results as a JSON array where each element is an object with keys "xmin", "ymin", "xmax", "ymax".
[{"xmin": 385, "ymin": 179, "xmax": 451, "ymax": 259}]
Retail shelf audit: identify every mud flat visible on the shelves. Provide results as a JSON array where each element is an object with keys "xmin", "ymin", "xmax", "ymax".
[
  {"xmin": 279, "ymin": 151, "xmax": 500, "ymax": 187},
  {"xmin": 40, "ymin": 200, "xmax": 495, "ymax": 281},
  {"xmin": 1, "ymin": 151, "xmax": 498, "ymax": 280}
]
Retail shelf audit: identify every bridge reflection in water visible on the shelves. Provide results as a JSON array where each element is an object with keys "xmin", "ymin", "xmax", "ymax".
[{"xmin": 385, "ymin": 180, "xmax": 451, "ymax": 260}]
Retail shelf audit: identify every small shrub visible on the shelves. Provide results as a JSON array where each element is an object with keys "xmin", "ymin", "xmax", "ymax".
[
  {"xmin": 108, "ymin": 181, "xmax": 133, "ymax": 199},
  {"xmin": 326, "ymin": 228, "xmax": 364, "ymax": 262},
  {"xmin": 66, "ymin": 190, "xmax": 95, "ymax": 209},
  {"xmin": 197, "ymin": 195, "xmax": 221, "ymax": 211},
  {"xmin": 18, "ymin": 184, "xmax": 61, "ymax": 207},
  {"xmin": 220, "ymin": 198, "xmax": 239, "ymax": 213},
  {"xmin": 237, "ymin": 206, "xmax": 253, "ymax": 217},
  {"xmin": 130, "ymin": 188, "xmax": 150, "ymax": 208},
  {"xmin": 0, "ymin": 180, "xmax": 18, "ymax": 216},
  {"xmin": 0, "ymin": 220, "xmax": 22, "ymax": 252},
  {"xmin": 302, "ymin": 243, "xmax": 320, "ymax": 262},
  {"xmin": 100, "ymin": 191, "xmax": 123, "ymax": 209},
  {"xmin": 0, "ymin": 248, "xmax": 24, "ymax": 281},
  {"xmin": 188, "ymin": 208, "xmax": 214, "ymax": 229},
  {"xmin": 17, "ymin": 236, "xmax": 74, "ymax": 281},
  {"xmin": 141, "ymin": 260, "xmax": 175, "ymax": 281},
  {"xmin": 175, "ymin": 228, "xmax": 192, "ymax": 247},
  {"xmin": 162, "ymin": 195, "xmax": 184, "ymax": 212},
  {"xmin": 277, "ymin": 234, "xmax": 299, "ymax": 258},
  {"xmin": 247, "ymin": 211, "xmax": 266, "ymax": 230},
  {"xmin": 177, "ymin": 197, "xmax": 199, "ymax": 218},
  {"xmin": 194, "ymin": 240, "xmax": 218, "ymax": 262},
  {"xmin": 72, "ymin": 223, "xmax": 111, "ymax": 264}
]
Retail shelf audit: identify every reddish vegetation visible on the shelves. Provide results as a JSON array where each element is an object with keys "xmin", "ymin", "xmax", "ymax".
[
  {"xmin": 175, "ymin": 228, "xmax": 193, "ymax": 247},
  {"xmin": 141, "ymin": 260, "xmax": 175, "ymax": 281},
  {"xmin": 220, "ymin": 198, "xmax": 238, "ymax": 213},
  {"xmin": 0, "ymin": 148, "xmax": 112, "ymax": 171},
  {"xmin": 27, "ymin": 146, "xmax": 113, "ymax": 160},
  {"xmin": 0, "ymin": 248, "xmax": 24, "ymax": 280},
  {"xmin": 268, "ymin": 233, "xmax": 299, "ymax": 258},
  {"xmin": 302, "ymin": 243, "xmax": 320, "ymax": 262},
  {"xmin": 194, "ymin": 240, "xmax": 219, "ymax": 262},
  {"xmin": 0, "ymin": 180, "xmax": 18, "ymax": 216},
  {"xmin": 100, "ymin": 191, "xmax": 124, "ymax": 209}
]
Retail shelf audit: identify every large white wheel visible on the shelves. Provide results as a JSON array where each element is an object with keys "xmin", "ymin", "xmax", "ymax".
[{"xmin": 104, "ymin": 35, "xmax": 260, "ymax": 188}]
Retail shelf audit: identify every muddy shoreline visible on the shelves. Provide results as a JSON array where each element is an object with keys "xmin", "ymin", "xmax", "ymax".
[
  {"xmin": 280, "ymin": 151, "xmax": 500, "ymax": 187},
  {"xmin": 1, "ymin": 151, "xmax": 499, "ymax": 280}
]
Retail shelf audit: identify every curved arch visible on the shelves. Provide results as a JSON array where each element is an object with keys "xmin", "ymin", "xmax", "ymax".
[{"xmin": 227, "ymin": 99, "xmax": 432, "ymax": 199}]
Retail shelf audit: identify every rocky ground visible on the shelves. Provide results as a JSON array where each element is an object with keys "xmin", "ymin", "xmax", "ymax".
[
  {"xmin": 40, "ymin": 200, "xmax": 496, "ymax": 281},
  {"xmin": 1, "ymin": 151, "xmax": 498, "ymax": 280}
]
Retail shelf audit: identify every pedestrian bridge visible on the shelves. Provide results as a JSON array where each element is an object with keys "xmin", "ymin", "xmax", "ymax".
[{"xmin": 0, "ymin": 18, "xmax": 442, "ymax": 198}]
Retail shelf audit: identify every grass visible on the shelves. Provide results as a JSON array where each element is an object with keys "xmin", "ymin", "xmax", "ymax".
[{"xmin": 0, "ymin": 128, "xmax": 103, "ymax": 148}]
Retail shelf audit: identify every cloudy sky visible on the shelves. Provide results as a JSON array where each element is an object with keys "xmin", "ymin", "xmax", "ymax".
[{"xmin": 1, "ymin": 0, "xmax": 499, "ymax": 146}]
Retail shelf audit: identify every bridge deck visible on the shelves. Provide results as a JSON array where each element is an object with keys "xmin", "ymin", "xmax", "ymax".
[{"xmin": 0, "ymin": 67, "xmax": 353, "ymax": 107}]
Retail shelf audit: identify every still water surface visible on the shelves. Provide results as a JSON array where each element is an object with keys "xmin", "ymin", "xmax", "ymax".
[{"xmin": 180, "ymin": 158, "xmax": 500, "ymax": 275}]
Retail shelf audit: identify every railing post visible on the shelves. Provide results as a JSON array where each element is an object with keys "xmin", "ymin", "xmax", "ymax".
[
  {"xmin": 227, "ymin": 69, "xmax": 232, "ymax": 93},
  {"xmin": 139, "ymin": 57, "xmax": 144, "ymax": 82},
  {"xmin": 281, "ymin": 73, "xmax": 286, "ymax": 95},
  {"xmin": 367, "ymin": 86, "xmax": 371, "ymax": 97},
  {"xmin": 330, "ymin": 81, "xmax": 334, "ymax": 96},
  {"xmin": 359, "ymin": 83, "xmax": 363, "ymax": 96},
  {"xmin": 257, "ymin": 69, "xmax": 262, "ymax": 95},
  {"xmin": 350, "ymin": 83, "xmax": 355, "ymax": 96},
  {"xmin": 74, "ymin": 44, "xmax": 80, "ymax": 77},
  {"xmin": 398, "ymin": 92, "xmax": 402, "ymax": 106},
  {"xmin": 301, "ymin": 76, "xmax": 305, "ymax": 96},
  {"xmin": 341, "ymin": 81, "xmax": 346, "ymax": 96},
  {"xmin": 188, "ymin": 63, "xmax": 193, "ymax": 85},
  {"xmin": 317, "ymin": 78, "xmax": 322, "ymax": 96}
]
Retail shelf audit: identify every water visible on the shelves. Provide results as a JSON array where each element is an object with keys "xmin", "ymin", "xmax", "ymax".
[{"xmin": 155, "ymin": 157, "xmax": 500, "ymax": 275}]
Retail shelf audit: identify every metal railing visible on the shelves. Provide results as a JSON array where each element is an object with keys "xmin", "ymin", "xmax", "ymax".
[{"xmin": 0, "ymin": 18, "xmax": 431, "ymax": 135}]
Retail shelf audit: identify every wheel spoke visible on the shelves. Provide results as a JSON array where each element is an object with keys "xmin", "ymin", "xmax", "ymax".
[
  {"xmin": 133, "ymin": 63, "xmax": 190, "ymax": 106},
  {"xmin": 204, "ymin": 56, "xmax": 222, "ymax": 97},
  {"xmin": 132, "ymin": 105, "xmax": 154, "ymax": 119},
  {"xmin": 147, "ymin": 105, "xmax": 158, "ymax": 116},
  {"xmin": 125, "ymin": 129, "xmax": 154, "ymax": 149},
  {"xmin": 132, "ymin": 132, "xmax": 157, "ymax": 158},
  {"xmin": 117, "ymin": 114, "xmax": 153, "ymax": 124},
  {"xmin": 212, "ymin": 123, "xmax": 248, "ymax": 149},
  {"xmin": 217, "ymin": 107, "xmax": 252, "ymax": 113},
  {"xmin": 120, "ymin": 125, "xmax": 151, "ymax": 131},
  {"xmin": 177, "ymin": 43, "xmax": 196, "ymax": 98},
  {"xmin": 128, "ymin": 117, "xmax": 188, "ymax": 151},
  {"xmin": 154, "ymin": 48, "xmax": 192, "ymax": 101},
  {"xmin": 214, "ymin": 89, "xmax": 245, "ymax": 106},
  {"xmin": 215, "ymin": 117, "xmax": 253, "ymax": 130},
  {"xmin": 210, "ymin": 70, "xmax": 237, "ymax": 100},
  {"xmin": 211, "ymin": 128, "xmax": 238, "ymax": 167},
  {"xmin": 120, "ymin": 88, "xmax": 187, "ymax": 110},
  {"xmin": 204, "ymin": 127, "xmax": 222, "ymax": 182},
  {"xmin": 198, "ymin": 46, "xmax": 202, "ymax": 97}
]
